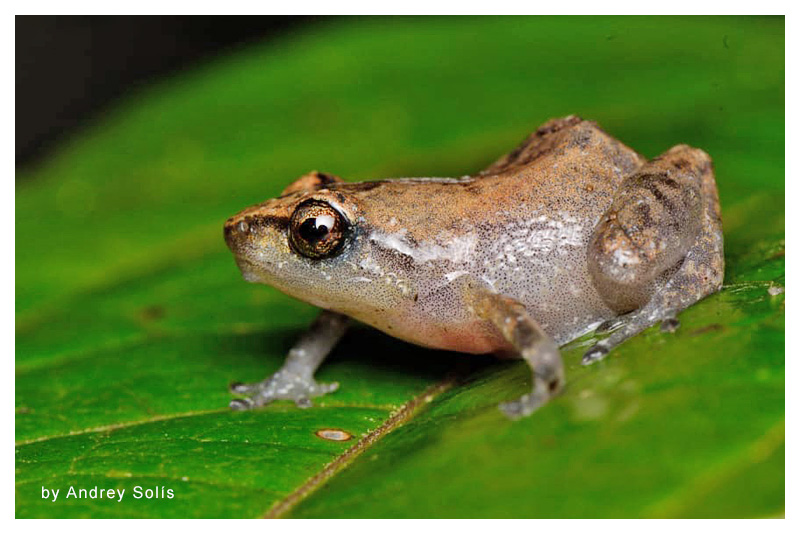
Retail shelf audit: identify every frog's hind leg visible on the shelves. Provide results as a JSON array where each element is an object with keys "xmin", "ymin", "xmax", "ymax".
[
  {"xmin": 583, "ymin": 145, "xmax": 724, "ymax": 364},
  {"xmin": 471, "ymin": 290, "xmax": 565, "ymax": 419}
]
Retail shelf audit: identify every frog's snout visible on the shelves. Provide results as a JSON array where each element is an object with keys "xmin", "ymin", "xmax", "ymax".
[
  {"xmin": 223, "ymin": 217, "xmax": 266, "ymax": 283},
  {"xmin": 223, "ymin": 217, "xmax": 249, "ymax": 253},
  {"xmin": 224, "ymin": 216, "xmax": 267, "ymax": 263},
  {"xmin": 223, "ymin": 210, "xmax": 293, "ymax": 275}
]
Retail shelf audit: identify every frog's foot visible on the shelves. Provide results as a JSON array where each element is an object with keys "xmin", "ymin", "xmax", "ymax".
[
  {"xmin": 500, "ymin": 394, "xmax": 547, "ymax": 419},
  {"xmin": 582, "ymin": 216, "xmax": 722, "ymax": 367},
  {"xmin": 582, "ymin": 309, "xmax": 680, "ymax": 365},
  {"xmin": 584, "ymin": 144, "xmax": 724, "ymax": 366},
  {"xmin": 499, "ymin": 372, "xmax": 563, "ymax": 419},
  {"xmin": 228, "ymin": 369, "xmax": 339, "ymax": 410}
]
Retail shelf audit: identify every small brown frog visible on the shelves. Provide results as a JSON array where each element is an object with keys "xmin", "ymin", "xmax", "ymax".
[{"xmin": 223, "ymin": 116, "xmax": 724, "ymax": 418}]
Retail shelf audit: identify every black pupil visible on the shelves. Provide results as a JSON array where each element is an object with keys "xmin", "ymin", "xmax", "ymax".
[{"xmin": 298, "ymin": 215, "xmax": 334, "ymax": 243}]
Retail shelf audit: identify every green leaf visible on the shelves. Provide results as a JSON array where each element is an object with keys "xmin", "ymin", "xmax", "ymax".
[{"xmin": 16, "ymin": 16, "xmax": 784, "ymax": 518}]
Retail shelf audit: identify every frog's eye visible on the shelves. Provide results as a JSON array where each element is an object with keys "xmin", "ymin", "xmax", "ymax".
[{"xmin": 289, "ymin": 200, "xmax": 349, "ymax": 259}]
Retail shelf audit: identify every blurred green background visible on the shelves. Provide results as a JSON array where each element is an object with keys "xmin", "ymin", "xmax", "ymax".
[{"xmin": 16, "ymin": 16, "xmax": 784, "ymax": 518}]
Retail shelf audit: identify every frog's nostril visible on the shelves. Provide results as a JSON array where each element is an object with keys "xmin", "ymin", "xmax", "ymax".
[
  {"xmin": 224, "ymin": 217, "xmax": 255, "ymax": 252},
  {"xmin": 224, "ymin": 221, "xmax": 242, "ymax": 249},
  {"xmin": 224, "ymin": 219, "xmax": 250, "ymax": 239}
]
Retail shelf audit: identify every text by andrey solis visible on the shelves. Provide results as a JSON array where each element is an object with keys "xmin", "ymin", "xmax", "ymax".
[{"xmin": 42, "ymin": 485, "xmax": 174, "ymax": 503}]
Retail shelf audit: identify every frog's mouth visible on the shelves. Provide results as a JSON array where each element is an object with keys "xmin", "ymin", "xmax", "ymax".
[
  {"xmin": 231, "ymin": 257, "xmax": 262, "ymax": 283},
  {"xmin": 225, "ymin": 238, "xmax": 281, "ymax": 285}
]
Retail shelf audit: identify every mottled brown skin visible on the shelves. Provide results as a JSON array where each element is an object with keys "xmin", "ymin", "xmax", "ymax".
[{"xmin": 223, "ymin": 116, "xmax": 724, "ymax": 418}]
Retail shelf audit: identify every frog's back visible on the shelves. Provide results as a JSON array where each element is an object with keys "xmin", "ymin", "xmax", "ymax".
[
  {"xmin": 336, "ymin": 117, "xmax": 644, "ymax": 235},
  {"xmin": 333, "ymin": 117, "xmax": 647, "ymax": 347}
]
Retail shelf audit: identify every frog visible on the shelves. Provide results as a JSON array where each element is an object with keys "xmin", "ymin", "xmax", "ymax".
[{"xmin": 223, "ymin": 115, "xmax": 724, "ymax": 418}]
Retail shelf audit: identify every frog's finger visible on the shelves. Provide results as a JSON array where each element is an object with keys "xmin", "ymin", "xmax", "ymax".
[
  {"xmin": 229, "ymin": 397, "xmax": 255, "ymax": 411},
  {"xmin": 316, "ymin": 381, "xmax": 339, "ymax": 395},
  {"xmin": 660, "ymin": 317, "xmax": 681, "ymax": 333},
  {"xmin": 499, "ymin": 391, "xmax": 548, "ymax": 420},
  {"xmin": 581, "ymin": 345, "xmax": 609, "ymax": 365},
  {"xmin": 294, "ymin": 397, "xmax": 313, "ymax": 409},
  {"xmin": 229, "ymin": 381, "xmax": 256, "ymax": 395}
]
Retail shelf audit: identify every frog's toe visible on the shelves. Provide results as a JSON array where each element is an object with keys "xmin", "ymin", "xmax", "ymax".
[
  {"xmin": 315, "ymin": 381, "xmax": 340, "ymax": 395},
  {"xmin": 582, "ymin": 344, "xmax": 609, "ymax": 365},
  {"xmin": 660, "ymin": 317, "xmax": 681, "ymax": 333},
  {"xmin": 229, "ymin": 389, "xmax": 278, "ymax": 410},
  {"xmin": 291, "ymin": 381, "xmax": 340, "ymax": 409},
  {"xmin": 594, "ymin": 318, "xmax": 622, "ymax": 333}
]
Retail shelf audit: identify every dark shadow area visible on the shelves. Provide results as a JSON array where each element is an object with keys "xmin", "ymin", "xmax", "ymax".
[
  {"xmin": 16, "ymin": 15, "xmax": 317, "ymax": 169},
  {"xmin": 331, "ymin": 324, "xmax": 503, "ymax": 382},
  {"xmin": 219, "ymin": 323, "xmax": 503, "ymax": 386}
]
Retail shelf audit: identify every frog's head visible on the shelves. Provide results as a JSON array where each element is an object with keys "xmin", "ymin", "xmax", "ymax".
[{"xmin": 224, "ymin": 171, "xmax": 375, "ymax": 312}]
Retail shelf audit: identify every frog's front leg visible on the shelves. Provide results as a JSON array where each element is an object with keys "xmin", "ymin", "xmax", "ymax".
[
  {"xmin": 471, "ymin": 290, "xmax": 565, "ymax": 419},
  {"xmin": 583, "ymin": 145, "xmax": 724, "ymax": 364},
  {"xmin": 229, "ymin": 310, "xmax": 349, "ymax": 410}
]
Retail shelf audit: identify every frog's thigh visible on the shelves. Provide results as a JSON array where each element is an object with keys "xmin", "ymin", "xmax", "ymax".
[
  {"xmin": 471, "ymin": 290, "xmax": 565, "ymax": 419},
  {"xmin": 584, "ymin": 145, "xmax": 724, "ymax": 364}
]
